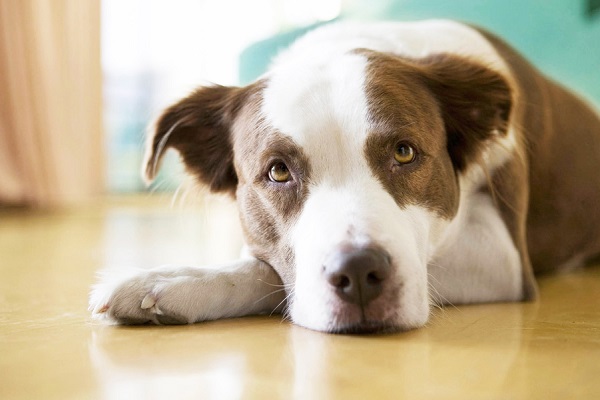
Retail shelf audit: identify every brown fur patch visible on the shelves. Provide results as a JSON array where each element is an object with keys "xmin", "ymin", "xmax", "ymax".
[
  {"xmin": 231, "ymin": 99, "xmax": 312, "ymax": 283},
  {"xmin": 144, "ymin": 82, "xmax": 264, "ymax": 195},
  {"xmin": 360, "ymin": 50, "xmax": 513, "ymax": 220},
  {"xmin": 358, "ymin": 49, "xmax": 512, "ymax": 171},
  {"xmin": 415, "ymin": 53, "xmax": 513, "ymax": 172}
]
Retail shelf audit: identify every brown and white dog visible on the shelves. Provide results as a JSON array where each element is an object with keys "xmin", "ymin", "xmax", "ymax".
[{"xmin": 90, "ymin": 20, "xmax": 600, "ymax": 333}]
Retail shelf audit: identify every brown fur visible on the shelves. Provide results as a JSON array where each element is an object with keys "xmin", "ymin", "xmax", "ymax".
[
  {"xmin": 361, "ymin": 50, "xmax": 513, "ymax": 221},
  {"xmin": 145, "ymin": 82, "xmax": 264, "ymax": 195},
  {"xmin": 479, "ymin": 29, "xmax": 600, "ymax": 274},
  {"xmin": 231, "ymin": 97, "xmax": 313, "ymax": 284}
]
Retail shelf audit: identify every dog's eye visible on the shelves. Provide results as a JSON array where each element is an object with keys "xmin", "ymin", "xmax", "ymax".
[
  {"xmin": 394, "ymin": 143, "xmax": 416, "ymax": 164},
  {"xmin": 268, "ymin": 162, "xmax": 292, "ymax": 183}
]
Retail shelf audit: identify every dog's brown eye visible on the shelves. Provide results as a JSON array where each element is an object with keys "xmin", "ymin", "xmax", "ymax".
[
  {"xmin": 269, "ymin": 162, "xmax": 291, "ymax": 183},
  {"xmin": 394, "ymin": 143, "xmax": 416, "ymax": 164}
]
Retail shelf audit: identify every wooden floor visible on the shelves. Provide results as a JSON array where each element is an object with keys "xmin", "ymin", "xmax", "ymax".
[{"xmin": 1, "ymin": 196, "xmax": 599, "ymax": 399}]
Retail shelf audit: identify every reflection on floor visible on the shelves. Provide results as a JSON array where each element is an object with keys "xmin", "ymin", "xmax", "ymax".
[{"xmin": 1, "ymin": 196, "xmax": 599, "ymax": 399}]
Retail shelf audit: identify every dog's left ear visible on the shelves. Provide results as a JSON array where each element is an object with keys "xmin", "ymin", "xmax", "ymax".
[
  {"xmin": 143, "ymin": 84, "xmax": 258, "ymax": 195},
  {"xmin": 418, "ymin": 54, "xmax": 513, "ymax": 172}
]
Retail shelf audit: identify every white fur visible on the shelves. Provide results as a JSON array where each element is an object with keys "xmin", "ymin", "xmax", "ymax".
[
  {"xmin": 290, "ymin": 180, "xmax": 439, "ymax": 331},
  {"xmin": 263, "ymin": 51, "xmax": 370, "ymax": 150},
  {"xmin": 89, "ymin": 267, "xmax": 148, "ymax": 316},
  {"xmin": 429, "ymin": 192, "xmax": 523, "ymax": 304},
  {"xmin": 90, "ymin": 261, "xmax": 285, "ymax": 324},
  {"xmin": 269, "ymin": 20, "xmax": 510, "ymax": 76}
]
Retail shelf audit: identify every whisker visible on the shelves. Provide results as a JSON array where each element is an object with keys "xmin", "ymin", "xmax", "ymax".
[
  {"xmin": 271, "ymin": 299, "xmax": 288, "ymax": 317},
  {"xmin": 275, "ymin": 290, "xmax": 294, "ymax": 319},
  {"xmin": 427, "ymin": 270, "xmax": 458, "ymax": 311},
  {"xmin": 256, "ymin": 279, "xmax": 290, "ymax": 288},
  {"xmin": 148, "ymin": 178, "xmax": 169, "ymax": 194},
  {"xmin": 253, "ymin": 288, "xmax": 287, "ymax": 306},
  {"xmin": 170, "ymin": 183, "xmax": 185, "ymax": 209}
]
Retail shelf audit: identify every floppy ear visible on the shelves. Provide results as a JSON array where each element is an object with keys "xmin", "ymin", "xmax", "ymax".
[
  {"xmin": 418, "ymin": 54, "xmax": 513, "ymax": 171},
  {"xmin": 143, "ymin": 84, "xmax": 255, "ymax": 195}
]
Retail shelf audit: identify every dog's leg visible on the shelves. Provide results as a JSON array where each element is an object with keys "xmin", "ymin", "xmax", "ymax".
[
  {"xmin": 428, "ymin": 192, "xmax": 524, "ymax": 304},
  {"xmin": 89, "ymin": 259, "xmax": 286, "ymax": 325}
]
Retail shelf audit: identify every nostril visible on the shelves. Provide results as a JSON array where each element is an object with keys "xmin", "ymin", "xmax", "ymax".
[
  {"xmin": 339, "ymin": 275, "xmax": 351, "ymax": 289},
  {"xmin": 366, "ymin": 271, "xmax": 383, "ymax": 285},
  {"xmin": 328, "ymin": 273, "xmax": 351, "ymax": 289}
]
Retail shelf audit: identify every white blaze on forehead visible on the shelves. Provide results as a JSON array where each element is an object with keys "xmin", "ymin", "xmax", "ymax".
[{"xmin": 262, "ymin": 51, "xmax": 370, "ymax": 184}]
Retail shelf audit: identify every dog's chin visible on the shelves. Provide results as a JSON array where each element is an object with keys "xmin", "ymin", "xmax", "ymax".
[
  {"xmin": 292, "ymin": 311, "xmax": 408, "ymax": 335},
  {"xmin": 296, "ymin": 309, "xmax": 419, "ymax": 335},
  {"xmin": 327, "ymin": 320, "xmax": 405, "ymax": 335}
]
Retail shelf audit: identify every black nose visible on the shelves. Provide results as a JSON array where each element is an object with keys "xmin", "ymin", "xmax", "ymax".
[{"xmin": 325, "ymin": 247, "xmax": 391, "ymax": 306}]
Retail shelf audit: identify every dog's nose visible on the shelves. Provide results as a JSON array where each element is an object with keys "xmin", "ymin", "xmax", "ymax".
[{"xmin": 325, "ymin": 247, "xmax": 391, "ymax": 306}]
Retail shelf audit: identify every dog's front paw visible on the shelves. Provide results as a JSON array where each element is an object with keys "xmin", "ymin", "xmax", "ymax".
[{"xmin": 89, "ymin": 268, "xmax": 192, "ymax": 325}]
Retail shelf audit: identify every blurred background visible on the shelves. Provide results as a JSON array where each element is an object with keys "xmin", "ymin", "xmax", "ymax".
[{"xmin": 1, "ymin": 0, "xmax": 599, "ymax": 208}]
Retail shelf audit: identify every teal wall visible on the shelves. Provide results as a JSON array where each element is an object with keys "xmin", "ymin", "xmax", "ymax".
[{"xmin": 240, "ymin": 0, "xmax": 600, "ymax": 107}]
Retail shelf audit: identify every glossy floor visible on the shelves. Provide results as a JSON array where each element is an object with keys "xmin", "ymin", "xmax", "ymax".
[{"xmin": 1, "ymin": 196, "xmax": 599, "ymax": 399}]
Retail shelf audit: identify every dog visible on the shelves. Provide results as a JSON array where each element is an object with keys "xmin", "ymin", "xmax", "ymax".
[{"xmin": 90, "ymin": 20, "xmax": 600, "ymax": 334}]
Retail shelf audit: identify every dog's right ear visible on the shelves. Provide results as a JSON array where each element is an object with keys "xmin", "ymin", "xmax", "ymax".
[{"xmin": 143, "ymin": 84, "xmax": 256, "ymax": 195}]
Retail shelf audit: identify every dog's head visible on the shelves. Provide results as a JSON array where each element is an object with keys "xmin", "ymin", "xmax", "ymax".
[{"xmin": 143, "ymin": 49, "xmax": 511, "ymax": 333}]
